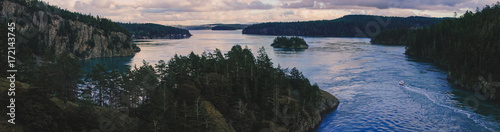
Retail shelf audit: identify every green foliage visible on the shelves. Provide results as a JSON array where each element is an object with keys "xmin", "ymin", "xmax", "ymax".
[
  {"xmin": 117, "ymin": 23, "xmax": 192, "ymax": 39},
  {"xmin": 17, "ymin": 89, "xmax": 67, "ymax": 131},
  {"xmin": 243, "ymin": 15, "xmax": 448, "ymax": 37},
  {"xmin": 5, "ymin": 0, "xmax": 135, "ymax": 60},
  {"xmin": 271, "ymin": 36, "xmax": 309, "ymax": 49},
  {"xmin": 371, "ymin": 28, "xmax": 416, "ymax": 45},
  {"xmin": 7, "ymin": 0, "xmax": 130, "ymax": 37},
  {"xmin": 6, "ymin": 53, "xmax": 99, "ymax": 131},
  {"xmin": 79, "ymin": 45, "xmax": 325, "ymax": 131},
  {"xmin": 0, "ymin": 21, "xmax": 7, "ymax": 78},
  {"xmin": 9, "ymin": 41, "xmax": 331, "ymax": 131},
  {"xmin": 30, "ymin": 53, "xmax": 83, "ymax": 101},
  {"xmin": 183, "ymin": 24, "xmax": 248, "ymax": 30},
  {"xmin": 376, "ymin": 3, "xmax": 500, "ymax": 100}
]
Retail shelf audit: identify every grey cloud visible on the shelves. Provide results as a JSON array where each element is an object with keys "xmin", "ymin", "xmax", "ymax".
[
  {"xmin": 140, "ymin": 0, "xmax": 273, "ymax": 13},
  {"xmin": 140, "ymin": 8, "xmax": 196, "ymax": 13},
  {"xmin": 283, "ymin": 10, "xmax": 294, "ymax": 15},
  {"xmin": 224, "ymin": 1, "xmax": 274, "ymax": 10},
  {"xmin": 74, "ymin": 0, "xmax": 132, "ymax": 16},
  {"xmin": 280, "ymin": 0, "xmax": 474, "ymax": 10}
]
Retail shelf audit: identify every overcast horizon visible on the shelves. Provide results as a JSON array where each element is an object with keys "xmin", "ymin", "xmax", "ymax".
[{"xmin": 39, "ymin": 0, "xmax": 497, "ymax": 25}]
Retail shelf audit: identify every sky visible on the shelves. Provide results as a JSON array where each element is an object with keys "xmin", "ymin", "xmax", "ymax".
[{"xmin": 40, "ymin": 0, "xmax": 497, "ymax": 25}]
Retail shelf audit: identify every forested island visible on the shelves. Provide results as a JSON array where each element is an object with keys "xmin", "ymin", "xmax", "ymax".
[
  {"xmin": 118, "ymin": 23, "xmax": 192, "ymax": 39},
  {"xmin": 0, "ymin": 44, "xmax": 339, "ymax": 131},
  {"xmin": 0, "ymin": 0, "xmax": 139, "ymax": 60},
  {"xmin": 211, "ymin": 25, "xmax": 237, "ymax": 30},
  {"xmin": 371, "ymin": 3, "xmax": 500, "ymax": 101},
  {"xmin": 243, "ymin": 15, "xmax": 448, "ymax": 37},
  {"xmin": 271, "ymin": 36, "xmax": 309, "ymax": 49}
]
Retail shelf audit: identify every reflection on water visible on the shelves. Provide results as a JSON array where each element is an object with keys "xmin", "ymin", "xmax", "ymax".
[
  {"xmin": 80, "ymin": 56, "xmax": 133, "ymax": 73},
  {"xmin": 81, "ymin": 30, "xmax": 500, "ymax": 131}
]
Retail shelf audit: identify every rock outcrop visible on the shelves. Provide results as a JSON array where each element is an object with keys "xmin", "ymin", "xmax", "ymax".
[{"xmin": 1, "ymin": 0, "xmax": 138, "ymax": 60}]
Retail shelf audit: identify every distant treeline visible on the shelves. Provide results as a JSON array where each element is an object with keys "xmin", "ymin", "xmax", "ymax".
[
  {"xmin": 182, "ymin": 24, "xmax": 248, "ymax": 30},
  {"xmin": 212, "ymin": 25, "xmax": 237, "ymax": 30},
  {"xmin": 243, "ymin": 15, "xmax": 449, "ymax": 37},
  {"xmin": 370, "ymin": 28, "xmax": 415, "ymax": 45},
  {"xmin": 118, "ymin": 23, "xmax": 192, "ymax": 39},
  {"xmin": 372, "ymin": 3, "xmax": 500, "ymax": 100}
]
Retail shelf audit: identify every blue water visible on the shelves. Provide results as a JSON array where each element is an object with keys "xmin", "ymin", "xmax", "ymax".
[{"xmin": 82, "ymin": 30, "xmax": 500, "ymax": 131}]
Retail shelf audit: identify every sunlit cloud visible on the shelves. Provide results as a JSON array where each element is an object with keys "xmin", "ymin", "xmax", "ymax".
[{"xmin": 39, "ymin": 0, "xmax": 498, "ymax": 25}]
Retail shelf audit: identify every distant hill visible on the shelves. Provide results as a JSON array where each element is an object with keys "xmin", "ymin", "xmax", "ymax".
[
  {"xmin": 181, "ymin": 24, "xmax": 248, "ymax": 30},
  {"xmin": 243, "ymin": 15, "xmax": 450, "ymax": 37},
  {"xmin": 212, "ymin": 25, "xmax": 237, "ymax": 30},
  {"xmin": 118, "ymin": 23, "xmax": 192, "ymax": 39}
]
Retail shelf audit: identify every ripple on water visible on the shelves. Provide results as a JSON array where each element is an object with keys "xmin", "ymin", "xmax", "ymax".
[{"xmin": 83, "ymin": 31, "xmax": 500, "ymax": 131}]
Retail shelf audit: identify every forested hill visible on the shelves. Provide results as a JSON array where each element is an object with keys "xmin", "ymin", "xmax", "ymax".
[
  {"xmin": 211, "ymin": 25, "xmax": 237, "ymax": 30},
  {"xmin": 0, "ymin": 44, "xmax": 339, "ymax": 131},
  {"xmin": 242, "ymin": 15, "xmax": 449, "ymax": 37},
  {"xmin": 181, "ymin": 24, "xmax": 248, "ymax": 30},
  {"xmin": 372, "ymin": 3, "xmax": 500, "ymax": 101},
  {"xmin": 0, "ymin": 0, "xmax": 138, "ymax": 60},
  {"xmin": 117, "ymin": 23, "xmax": 192, "ymax": 39}
]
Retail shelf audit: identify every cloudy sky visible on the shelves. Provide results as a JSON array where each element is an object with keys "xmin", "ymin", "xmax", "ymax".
[{"xmin": 40, "ymin": 0, "xmax": 497, "ymax": 25}]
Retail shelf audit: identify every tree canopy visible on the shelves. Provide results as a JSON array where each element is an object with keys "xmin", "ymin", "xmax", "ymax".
[
  {"xmin": 271, "ymin": 36, "xmax": 309, "ymax": 49},
  {"xmin": 212, "ymin": 25, "xmax": 237, "ymax": 30},
  {"xmin": 117, "ymin": 23, "xmax": 192, "ymax": 39},
  {"xmin": 371, "ymin": 2, "xmax": 500, "ymax": 100},
  {"xmin": 243, "ymin": 15, "xmax": 449, "ymax": 37},
  {"xmin": 2, "ymin": 45, "xmax": 336, "ymax": 131}
]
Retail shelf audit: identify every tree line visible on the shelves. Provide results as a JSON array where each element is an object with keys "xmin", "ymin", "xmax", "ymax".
[
  {"xmin": 117, "ymin": 23, "xmax": 192, "ymax": 39},
  {"xmin": 243, "ymin": 15, "xmax": 448, "ymax": 37},
  {"xmin": 1, "ymin": 45, "xmax": 330, "ymax": 131},
  {"xmin": 372, "ymin": 2, "xmax": 500, "ymax": 101}
]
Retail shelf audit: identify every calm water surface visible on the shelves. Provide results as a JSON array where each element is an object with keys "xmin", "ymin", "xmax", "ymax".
[{"xmin": 82, "ymin": 30, "xmax": 500, "ymax": 131}]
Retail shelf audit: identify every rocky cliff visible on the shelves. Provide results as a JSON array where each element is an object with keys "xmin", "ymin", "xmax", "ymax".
[
  {"xmin": 1, "ymin": 0, "xmax": 138, "ymax": 60},
  {"xmin": 264, "ymin": 90, "xmax": 339, "ymax": 132},
  {"xmin": 202, "ymin": 89, "xmax": 339, "ymax": 132}
]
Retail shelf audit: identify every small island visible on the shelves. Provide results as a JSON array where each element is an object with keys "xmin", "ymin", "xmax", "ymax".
[
  {"xmin": 211, "ymin": 25, "xmax": 237, "ymax": 30},
  {"xmin": 271, "ymin": 36, "xmax": 309, "ymax": 49}
]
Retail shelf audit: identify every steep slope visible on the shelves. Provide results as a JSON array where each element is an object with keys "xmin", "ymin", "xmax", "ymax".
[{"xmin": 0, "ymin": 0, "xmax": 138, "ymax": 60}]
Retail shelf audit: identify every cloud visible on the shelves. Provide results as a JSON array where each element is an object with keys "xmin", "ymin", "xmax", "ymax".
[
  {"xmin": 40, "ymin": 0, "xmax": 499, "ymax": 25},
  {"xmin": 279, "ymin": 0, "xmax": 488, "ymax": 11},
  {"xmin": 135, "ymin": 0, "xmax": 274, "ymax": 13},
  {"xmin": 223, "ymin": 1, "xmax": 274, "ymax": 10}
]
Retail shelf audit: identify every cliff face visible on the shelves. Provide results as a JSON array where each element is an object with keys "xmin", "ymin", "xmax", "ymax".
[
  {"xmin": 201, "ymin": 89, "xmax": 339, "ymax": 132},
  {"xmin": 1, "ymin": 1, "xmax": 137, "ymax": 60}
]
